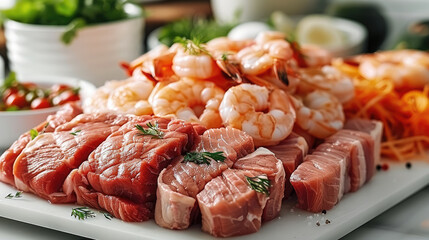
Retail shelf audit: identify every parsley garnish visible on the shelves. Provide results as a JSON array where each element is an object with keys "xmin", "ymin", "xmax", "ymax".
[
  {"xmin": 71, "ymin": 207, "xmax": 95, "ymax": 220},
  {"xmin": 135, "ymin": 122, "xmax": 164, "ymax": 139},
  {"xmin": 5, "ymin": 191, "xmax": 23, "ymax": 199},
  {"xmin": 70, "ymin": 130, "xmax": 81, "ymax": 136},
  {"xmin": 30, "ymin": 129, "xmax": 38, "ymax": 140},
  {"xmin": 182, "ymin": 151, "xmax": 226, "ymax": 165},
  {"xmin": 245, "ymin": 175, "xmax": 271, "ymax": 196}
]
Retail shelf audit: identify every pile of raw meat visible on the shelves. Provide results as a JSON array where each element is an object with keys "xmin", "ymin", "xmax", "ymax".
[{"xmin": 0, "ymin": 103, "xmax": 382, "ymax": 237}]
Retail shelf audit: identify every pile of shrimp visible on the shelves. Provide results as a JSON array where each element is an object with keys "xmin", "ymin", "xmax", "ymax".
[
  {"xmin": 84, "ymin": 31, "xmax": 352, "ymax": 147},
  {"xmin": 334, "ymin": 50, "xmax": 429, "ymax": 161}
]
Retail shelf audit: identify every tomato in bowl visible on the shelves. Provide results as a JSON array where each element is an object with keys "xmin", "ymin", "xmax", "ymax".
[
  {"xmin": 0, "ymin": 74, "xmax": 96, "ymax": 149},
  {"xmin": 1, "ymin": 73, "xmax": 82, "ymax": 111}
]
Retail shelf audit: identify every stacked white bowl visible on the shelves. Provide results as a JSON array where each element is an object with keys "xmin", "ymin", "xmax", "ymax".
[{"xmin": 4, "ymin": 4, "xmax": 144, "ymax": 87}]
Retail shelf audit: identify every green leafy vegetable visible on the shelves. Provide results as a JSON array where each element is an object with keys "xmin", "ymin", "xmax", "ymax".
[
  {"xmin": 158, "ymin": 17, "xmax": 237, "ymax": 47},
  {"xmin": 2, "ymin": 71, "xmax": 17, "ymax": 89},
  {"xmin": 71, "ymin": 207, "xmax": 95, "ymax": 220},
  {"xmin": 61, "ymin": 18, "xmax": 86, "ymax": 44},
  {"xmin": 135, "ymin": 122, "xmax": 164, "ymax": 139},
  {"xmin": 30, "ymin": 129, "xmax": 38, "ymax": 140},
  {"xmin": 1, "ymin": 0, "xmax": 142, "ymax": 44},
  {"xmin": 245, "ymin": 175, "xmax": 271, "ymax": 196},
  {"xmin": 5, "ymin": 191, "xmax": 23, "ymax": 199},
  {"xmin": 69, "ymin": 129, "xmax": 81, "ymax": 136},
  {"xmin": 182, "ymin": 151, "xmax": 226, "ymax": 165}
]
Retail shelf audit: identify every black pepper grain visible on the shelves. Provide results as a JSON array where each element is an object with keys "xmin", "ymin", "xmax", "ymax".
[
  {"xmin": 316, "ymin": 221, "xmax": 320, "ymax": 226},
  {"xmin": 325, "ymin": 219, "xmax": 331, "ymax": 224},
  {"xmin": 406, "ymin": 162, "xmax": 412, "ymax": 169},
  {"xmin": 321, "ymin": 209, "xmax": 327, "ymax": 214},
  {"xmin": 376, "ymin": 164, "xmax": 382, "ymax": 171}
]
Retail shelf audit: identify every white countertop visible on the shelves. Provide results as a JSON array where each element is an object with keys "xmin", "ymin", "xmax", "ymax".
[{"xmin": 1, "ymin": 168, "xmax": 429, "ymax": 240}]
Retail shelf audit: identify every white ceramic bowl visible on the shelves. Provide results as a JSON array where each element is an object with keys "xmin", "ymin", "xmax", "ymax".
[
  {"xmin": 0, "ymin": 76, "xmax": 96, "ymax": 149},
  {"xmin": 4, "ymin": 3, "xmax": 144, "ymax": 87},
  {"xmin": 322, "ymin": 17, "xmax": 367, "ymax": 57},
  {"xmin": 211, "ymin": 0, "xmax": 327, "ymax": 23}
]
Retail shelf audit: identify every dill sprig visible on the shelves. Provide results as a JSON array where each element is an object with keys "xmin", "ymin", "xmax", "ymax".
[
  {"xmin": 30, "ymin": 129, "xmax": 38, "ymax": 140},
  {"xmin": 69, "ymin": 130, "xmax": 81, "ymax": 136},
  {"xmin": 174, "ymin": 36, "xmax": 210, "ymax": 56},
  {"xmin": 5, "ymin": 191, "xmax": 23, "ymax": 199},
  {"xmin": 182, "ymin": 151, "xmax": 226, "ymax": 165},
  {"xmin": 135, "ymin": 122, "xmax": 164, "ymax": 139},
  {"xmin": 245, "ymin": 175, "xmax": 271, "ymax": 196},
  {"xmin": 71, "ymin": 207, "xmax": 95, "ymax": 220}
]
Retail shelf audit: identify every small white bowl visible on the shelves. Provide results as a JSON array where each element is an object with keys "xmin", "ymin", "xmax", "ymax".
[
  {"xmin": 211, "ymin": 0, "xmax": 327, "ymax": 23},
  {"xmin": 4, "ymin": 3, "xmax": 144, "ymax": 87},
  {"xmin": 325, "ymin": 17, "xmax": 367, "ymax": 57},
  {"xmin": 0, "ymin": 76, "xmax": 96, "ymax": 149}
]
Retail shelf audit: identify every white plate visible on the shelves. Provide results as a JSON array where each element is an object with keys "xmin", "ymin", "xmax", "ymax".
[{"xmin": 0, "ymin": 161, "xmax": 428, "ymax": 240}]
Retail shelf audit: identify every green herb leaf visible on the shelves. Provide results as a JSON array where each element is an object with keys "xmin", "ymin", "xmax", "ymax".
[
  {"xmin": 5, "ymin": 106, "xmax": 19, "ymax": 111},
  {"xmin": 174, "ymin": 36, "xmax": 211, "ymax": 56},
  {"xmin": 3, "ymin": 72, "xmax": 17, "ymax": 89},
  {"xmin": 102, "ymin": 211, "xmax": 113, "ymax": 220},
  {"xmin": 182, "ymin": 151, "xmax": 226, "ymax": 165},
  {"xmin": 71, "ymin": 207, "xmax": 95, "ymax": 220},
  {"xmin": 30, "ymin": 129, "xmax": 38, "ymax": 140},
  {"xmin": 5, "ymin": 191, "xmax": 23, "ymax": 199},
  {"xmin": 55, "ymin": 0, "xmax": 79, "ymax": 17},
  {"xmin": 135, "ymin": 122, "xmax": 164, "ymax": 139},
  {"xmin": 245, "ymin": 175, "xmax": 271, "ymax": 196},
  {"xmin": 158, "ymin": 17, "xmax": 237, "ymax": 47},
  {"xmin": 70, "ymin": 130, "xmax": 81, "ymax": 136},
  {"xmin": 61, "ymin": 18, "xmax": 86, "ymax": 45}
]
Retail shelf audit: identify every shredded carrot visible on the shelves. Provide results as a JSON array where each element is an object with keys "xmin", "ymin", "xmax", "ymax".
[{"xmin": 334, "ymin": 58, "xmax": 429, "ymax": 161}]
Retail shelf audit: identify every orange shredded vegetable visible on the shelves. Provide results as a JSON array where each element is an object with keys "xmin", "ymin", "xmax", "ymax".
[{"xmin": 333, "ymin": 59, "xmax": 429, "ymax": 161}]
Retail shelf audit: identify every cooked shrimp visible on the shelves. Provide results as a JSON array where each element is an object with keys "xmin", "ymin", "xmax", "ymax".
[
  {"xmin": 235, "ymin": 31, "xmax": 295, "ymax": 93},
  {"xmin": 83, "ymin": 80, "xmax": 125, "ymax": 114},
  {"xmin": 126, "ymin": 45, "xmax": 178, "ymax": 82},
  {"xmin": 358, "ymin": 49, "xmax": 429, "ymax": 90},
  {"xmin": 254, "ymin": 31, "xmax": 286, "ymax": 44},
  {"xmin": 237, "ymin": 38, "xmax": 293, "ymax": 76},
  {"xmin": 206, "ymin": 37, "xmax": 254, "ymax": 54},
  {"xmin": 219, "ymin": 83, "xmax": 296, "ymax": 146},
  {"xmin": 151, "ymin": 77, "xmax": 225, "ymax": 128},
  {"xmin": 172, "ymin": 40, "xmax": 221, "ymax": 79},
  {"xmin": 291, "ymin": 90, "xmax": 344, "ymax": 139},
  {"xmin": 83, "ymin": 77, "xmax": 154, "ymax": 115},
  {"xmin": 297, "ymin": 65, "xmax": 355, "ymax": 103},
  {"xmin": 299, "ymin": 44, "xmax": 332, "ymax": 67},
  {"xmin": 107, "ymin": 78, "xmax": 154, "ymax": 115}
]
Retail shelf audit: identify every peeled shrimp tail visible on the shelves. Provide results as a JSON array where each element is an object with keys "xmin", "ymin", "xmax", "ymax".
[
  {"xmin": 291, "ymin": 90, "xmax": 344, "ymax": 139},
  {"xmin": 219, "ymin": 84, "xmax": 295, "ymax": 146}
]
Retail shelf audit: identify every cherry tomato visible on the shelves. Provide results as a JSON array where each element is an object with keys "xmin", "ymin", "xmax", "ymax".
[
  {"xmin": 52, "ymin": 90, "xmax": 80, "ymax": 105},
  {"xmin": 51, "ymin": 84, "xmax": 71, "ymax": 93},
  {"xmin": 21, "ymin": 82, "xmax": 37, "ymax": 90},
  {"xmin": 5, "ymin": 93, "xmax": 28, "ymax": 108},
  {"xmin": 2, "ymin": 88, "xmax": 18, "ymax": 102},
  {"xmin": 31, "ymin": 97, "xmax": 51, "ymax": 110}
]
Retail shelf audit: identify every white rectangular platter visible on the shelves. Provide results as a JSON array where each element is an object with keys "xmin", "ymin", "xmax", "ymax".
[{"xmin": 1, "ymin": 161, "xmax": 428, "ymax": 240}]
